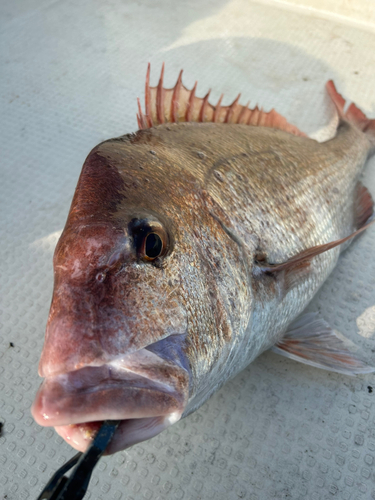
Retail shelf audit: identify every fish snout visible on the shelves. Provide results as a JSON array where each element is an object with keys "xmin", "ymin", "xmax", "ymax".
[
  {"xmin": 38, "ymin": 283, "xmax": 188, "ymax": 378},
  {"xmin": 40, "ymin": 262, "xmax": 189, "ymax": 378},
  {"xmin": 38, "ymin": 301, "xmax": 133, "ymax": 378},
  {"xmin": 39, "ymin": 272, "xmax": 135, "ymax": 377}
]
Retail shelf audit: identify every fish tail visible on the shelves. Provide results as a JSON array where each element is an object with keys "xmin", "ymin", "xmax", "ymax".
[{"xmin": 326, "ymin": 80, "xmax": 375, "ymax": 154}]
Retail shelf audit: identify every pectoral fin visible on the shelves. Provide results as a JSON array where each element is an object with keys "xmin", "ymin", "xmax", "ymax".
[
  {"xmin": 259, "ymin": 219, "xmax": 374, "ymax": 276},
  {"xmin": 257, "ymin": 218, "xmax": 374, "ymax": 295},
  {"xmin": 272, "ymin": 313, "xmax": 374, "ymax": 375}
]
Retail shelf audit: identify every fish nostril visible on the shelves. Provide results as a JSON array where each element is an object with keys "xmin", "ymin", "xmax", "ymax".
[{"xmin": 96, "ymin": 271, "xmax": 107, "ymax": 283}]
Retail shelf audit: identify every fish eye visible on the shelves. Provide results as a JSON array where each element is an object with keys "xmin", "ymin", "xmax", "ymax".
[
  {"xmin": 145, "ymin": 232, "xmax": 163, "ymax": 259},
  {"xmin": 129, "ymin": 219, "xmax": 169, "ymax": 262}
]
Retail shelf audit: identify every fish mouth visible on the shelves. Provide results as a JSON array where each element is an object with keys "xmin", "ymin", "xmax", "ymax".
[{"xmin": 31, "ymin": 348, "xmax": 189, "ymax": 454}]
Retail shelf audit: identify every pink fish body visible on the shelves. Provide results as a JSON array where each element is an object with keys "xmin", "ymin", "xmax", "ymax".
[{"xmin": 32, "ymin": 66, "xmax": 375, "ymax": 454}]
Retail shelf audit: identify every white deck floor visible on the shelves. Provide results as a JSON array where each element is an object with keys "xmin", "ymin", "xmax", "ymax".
[{"xmin": 1, "ymin": 1, "xmax": 375, "ymax": 499}]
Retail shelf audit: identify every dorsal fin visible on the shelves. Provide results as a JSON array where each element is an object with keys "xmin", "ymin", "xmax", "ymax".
[{"xmin": 136, "ymin": 64, "xmax": 306, "ymax": 137}]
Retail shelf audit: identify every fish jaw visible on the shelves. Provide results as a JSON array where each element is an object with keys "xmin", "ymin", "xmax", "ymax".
[
  {"xmin": 54, "ymin": 414, "xmax": 181, "ymax": 454},
  {"xmin": 31, "ymin": 348, "xmax": 189, "ymax": 454}
]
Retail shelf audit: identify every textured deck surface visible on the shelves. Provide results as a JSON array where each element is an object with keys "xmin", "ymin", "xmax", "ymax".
[{"xmin": 1, "ymin": 1, "xmax": 375, "ymax": 499}]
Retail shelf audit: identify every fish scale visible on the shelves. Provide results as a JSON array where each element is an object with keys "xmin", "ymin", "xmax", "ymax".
[{"xmin": 32, "ymin": 69, "xmax": 375, "ymax": 455}]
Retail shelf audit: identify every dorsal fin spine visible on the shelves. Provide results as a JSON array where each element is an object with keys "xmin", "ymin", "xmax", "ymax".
[
  {"xmin": 249, "ymin": 106, "xmax": 260, "ymax": 126},
  {"xmin": 137, "ymin": 98, "xmax": 148, "ymax": 129},
  {"xmin": 225, "ymin": 93, "xmax": 241, "ymax": 123},
  {"xmin": 186, "ymin": 81, "xmax": 197, "ymax": 122},
  {"xmin": 199, "ymin": 90, "xmax": 211, "ymax": 122},
  {"xmin": 237, "ymin": 101, "xmax": 250, "ymax": 124},
  {"xmin": 156, "ymin": 63, "xmax": 165, "ymax": 124},
  {"xmin": 259, "ymin": 107, "xmax": 267, "ymax": 127},
  {"xmin": 145, "ymin": 63, "xmax": 153, "ymax": 127},
  {"xmin": 138, "ymin": 64, "xmax": 306, "ymax": 137},
  {"xmin": 214, "ymin": 94, "xmax": 224, "ymax": 123},
  {"xmin": 171, "ymin": 70, "xmax": 183, "ymax": 123}
]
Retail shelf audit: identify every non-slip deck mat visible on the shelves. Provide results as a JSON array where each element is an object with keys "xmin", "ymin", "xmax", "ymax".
[{"xmin": 1, "ymin": 1, "xmax": 375, "ymax": 499}]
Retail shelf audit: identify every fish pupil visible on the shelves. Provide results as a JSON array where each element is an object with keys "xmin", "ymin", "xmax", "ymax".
[{"xmin": 145, "ymin": 233, "xmax": 162, "ymax": 258}]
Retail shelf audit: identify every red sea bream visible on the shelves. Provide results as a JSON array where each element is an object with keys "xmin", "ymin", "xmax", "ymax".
[{"xmin": 32, "ymin": 66, "xmax": 375, "ymax": 454}]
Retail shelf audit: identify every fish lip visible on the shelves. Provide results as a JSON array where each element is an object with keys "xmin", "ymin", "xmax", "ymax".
[
  {"xmin": 31, "ymin": 347, "xmax": 189, "ymax": 428},
  {"xmin": 54, "ymin": 412, "xmax": 182, "ymax": 455}
]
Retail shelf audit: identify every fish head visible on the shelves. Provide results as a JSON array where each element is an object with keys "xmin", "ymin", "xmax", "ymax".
[{"xmin": 32, "ymin": 129, "xmax": 252, "ymax": 453}]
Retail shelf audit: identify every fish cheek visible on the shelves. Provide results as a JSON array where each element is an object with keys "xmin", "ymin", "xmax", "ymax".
[
  {"xmin": 207, "ymin": 284, "xmax": 232, "ymax": 343},
  {"xmin": 110, "ymin": 263, "xmax": 188, "ymax": 350}
]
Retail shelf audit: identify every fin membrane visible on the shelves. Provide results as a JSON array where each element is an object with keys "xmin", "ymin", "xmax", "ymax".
[
  {"xmin": 326, "ymin": 80, "xmax": 375, "ymax": 148},
  {"xmin": 355, "ymin": 181, "xmax": 374, "ymax": 229},
  {"xmin": 256, "ymin": 218, "xmax": 374, "ymax": 296},
  {"xmin": 272, "ymin": 313, "xmax": 374, "ymax": 375},
  {"xmin": 136, "ymin": 63, "xmax": 306, "ymax": 137},
  {"xmin": 258, "ymin": 218, "xmax": 374, "ymax": 278}
]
